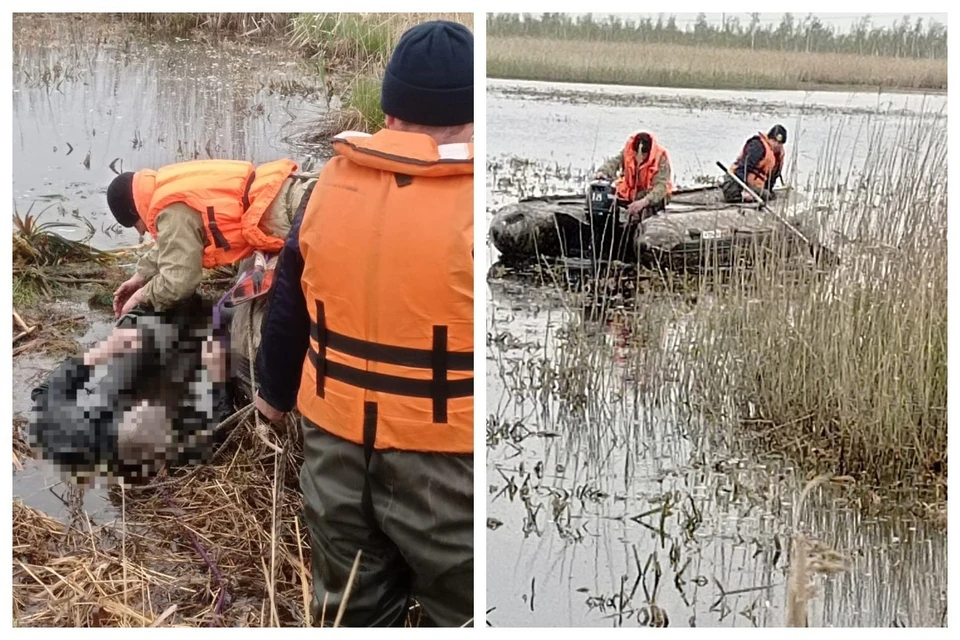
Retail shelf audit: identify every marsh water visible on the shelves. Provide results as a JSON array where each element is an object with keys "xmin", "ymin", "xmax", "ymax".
[
  {"xmin": 485, "ymin": 78, "xmax": 947, "ymax": 627},
  {"xmin": 12, "ymin": 15, "xmax": 328, "ymax": 251},
  {"xmin": 11, "ymin": 16, "xmax": 329, "ymax": 520}
]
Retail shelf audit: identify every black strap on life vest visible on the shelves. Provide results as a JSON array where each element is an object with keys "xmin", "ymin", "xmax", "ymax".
[
  {"xmin": 361, "ymin": 400, "xmax": 378, "ymax": 522},
  {"xmin": 205, "ymin": 206, "xmax": 231, "ymax": 250},
  {"xmin": 308, "ymin": 299, "xmax": 473, "ymax": 423},
  {"xmin": 201, "ymin": 169, "xmax": 256, "ymax": 252},
  {"xmin": 241, "ymin": 170, "xmax": 256, "ymax": 211}
]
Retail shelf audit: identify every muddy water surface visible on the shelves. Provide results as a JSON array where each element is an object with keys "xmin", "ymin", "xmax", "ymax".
[
  {"xmin": 13, "ymin": 15, "xmax": 327, "ymax": 251},
  {"xmin": 485, "ymin": 79, "xmax": 947, "ymax": 627}
]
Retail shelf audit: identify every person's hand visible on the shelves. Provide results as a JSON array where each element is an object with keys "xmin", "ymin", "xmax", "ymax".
[
  {"xmin": 84, "ymin": 328, "xmax": 142, "ymax": 366},
  {"xmin": 119, "ymin": 287, "xmax": 146, "ymax": 318},
  {"xmin": 626, "ymin": 198, "xmax": 649, "ymax": 217},
  {"xmin": 113, "ymin": 273, "xmax": 146, "ymax": 317},
  {"xmin": 255, "ymin": 393, "xmax": 285, "ymax": 423},
  {"xmin": 741, "ymin": 189, "xmax": 755, "ymax": 203},
  {"xmin": 594, "ymin": 171, "xmax": 610, "ymax": 180},
  {"xmin": 202, "ymin": 337, "xmax": 227, "ymax": 383}
]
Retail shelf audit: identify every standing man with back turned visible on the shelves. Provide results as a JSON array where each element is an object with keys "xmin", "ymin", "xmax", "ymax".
[{"xmin": 254, "ymin": 20, "xmax": 474, "ymax": 627}]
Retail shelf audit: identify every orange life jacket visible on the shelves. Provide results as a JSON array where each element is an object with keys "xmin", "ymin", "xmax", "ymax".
[
  {"xmin": 131, "ymin": 158, "xmax": 298, "ymax": 269},
  {"xmin": 297, "ymin": 129, "xmax": 474, "ymax": 454},
  {"xmin": 731, "ymin": 133, "xmax": 779, "ymax": 192},
  {"xmin": 615, "ymin": 132, "xmax": 674, "ymax": 202}
]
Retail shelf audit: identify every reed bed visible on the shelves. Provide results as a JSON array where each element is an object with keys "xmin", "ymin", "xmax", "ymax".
[
  {"xmin": 289, "ymin": 13, "xmax": 472, "ymax": 67},
  {"xmin": 487, "ymin": 37, "xmax": 947, "ymax": 91},
  {"xmin": 120, "ymin": 13, "xmax": 290, "ymax": 38},
  {"xmin": 14, "ymin": 413, "xmax": 358, "ymax": 627},
  {"xmin": 659, "ymin": 113, "xmax": 947, "ymax": 485}
]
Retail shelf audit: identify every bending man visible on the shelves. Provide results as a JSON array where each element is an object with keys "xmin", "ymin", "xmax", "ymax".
[
  {"xmin": 596, "ymin": 131, "xmax": 673, "ymax": 221},
  {"xmin": 106, "ymin": 158, "xmax": 316, "ymax": 317}
]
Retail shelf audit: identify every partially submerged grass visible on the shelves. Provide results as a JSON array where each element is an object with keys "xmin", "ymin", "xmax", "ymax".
[
  {"xmin": 328, "ymin": 74, "xmax": 385, "ymax": 134},
  {"xmin": 12, "ymin": 204, "xmax": 117, "ymax": 308},
  {"xmin": 487, "ymin": 37, "xmax": 947, "ymax": 92},
  {"xmin": 120, "ymin": 13, "xmax": 290, "ymax": 38},
  {"xmin": 293, "ymin": 13, "xmax": 473, "ymax": 136}
]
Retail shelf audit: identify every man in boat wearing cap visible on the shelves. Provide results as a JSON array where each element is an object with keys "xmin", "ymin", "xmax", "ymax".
[
  {"xmin": 105, "ymin": 158, "xmax": 317, "ymax": 318},
  {"xmin": 722, "ymin": 124, "xmax": 787, "ymax": 203},
  {"xmin": 254, "ymin": 20, "xmax": 474, "ymax": 627},
  {"xmin": 595, "ymin": 131, "xmax": 674, "ymax": 221}
]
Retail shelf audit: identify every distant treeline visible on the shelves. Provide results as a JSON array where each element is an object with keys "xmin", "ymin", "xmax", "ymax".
[{"xmin": 487, "ymin": 13, "xmax": 947, "ymax": 60}]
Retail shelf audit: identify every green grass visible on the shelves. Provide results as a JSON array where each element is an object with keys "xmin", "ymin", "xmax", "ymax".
[
  {"xmin": 340, "ymin": 75, "xmax": 385, "ymax": 132},
  {"xmin": 289, "ymin": 13, "xmax": 394, "ymax": 64},
  {"xmin": 12, "ymin": 272, "xmax": 46, "ymax": 308}
]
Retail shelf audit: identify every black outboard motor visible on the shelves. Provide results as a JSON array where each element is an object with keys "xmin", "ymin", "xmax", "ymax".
[
  {"xmin": 586, "ymin": 178, "xmax": 617, "ymax": 217},
  {"xmin": 579, "ymin": 178, "xmax": 634, "ymax": 262}
]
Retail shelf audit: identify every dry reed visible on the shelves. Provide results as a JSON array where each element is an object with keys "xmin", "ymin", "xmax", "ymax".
[
  {"xmin": 659, "ymin": 112, "xmax": 947, "ymax": 484},
  {"xmin": 13, "ymin": 416, "xmax": 310, "ymax": 627},
  {"xmin": 784, "ymin": 475, "xmax": 850, "ymax": 626},
  {"xmin": 488, "ymin": 37, "xmax": 947, "ymax": 91},
  {"xmin": 494, "ymin": 112, "xmax": 946, "ymax": 490}
]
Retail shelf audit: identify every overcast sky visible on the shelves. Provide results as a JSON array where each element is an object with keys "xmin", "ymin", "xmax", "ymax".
[{"xmin": 534, "ymin": 13, "xmax": 947, "ymax": 32}]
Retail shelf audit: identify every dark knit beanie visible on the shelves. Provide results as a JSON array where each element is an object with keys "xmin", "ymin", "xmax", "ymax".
[
  {"xmin": 107, "ymin": 172, "xmax": 140, "ymax": 228},
  {"xmin": 768, "ymin": 124, "xmax": 787, "ymax": 144},
  {"xmin": 381, "ymin": 20, "xmax": 473, "ymax": 127}
]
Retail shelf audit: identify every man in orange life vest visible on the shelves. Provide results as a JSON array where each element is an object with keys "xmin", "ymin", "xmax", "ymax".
[
  {"xmin": 596, "ymin": 131, "xmax": 674, "ymax": 221},
  {"xmin": 721, "ymin": 124, "xmax": 787, "ymax": 203},
  {"xmin": 106, "ymin": 158, "xmax": 315, "ymax": 318},
  {"xmin": 254, "ymin": 21, "xmax": 474, "ymax": 627}
]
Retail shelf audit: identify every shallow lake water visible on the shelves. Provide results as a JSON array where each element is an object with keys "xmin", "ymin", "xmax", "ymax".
[
  {"xmin": 485, "ymin": 79, "xmax": 947, "ymax": 628},
  {"xmin": 12, "ymin": 15, "xmax": 328, "ymax": 251}
]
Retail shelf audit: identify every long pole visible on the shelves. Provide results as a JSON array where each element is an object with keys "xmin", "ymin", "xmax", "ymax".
[{"xmin": 717, "ymin": 161, "xmax": 812, "ymax": 247}]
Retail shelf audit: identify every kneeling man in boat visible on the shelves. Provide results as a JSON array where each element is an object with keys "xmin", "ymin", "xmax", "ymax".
[
  {"xmin": 595, "ymin": 131, "xmax": 674, "ymax": 221},
  {"xmin": 722, "ymin": 125, "xmax": 787, "ymax": 203}
]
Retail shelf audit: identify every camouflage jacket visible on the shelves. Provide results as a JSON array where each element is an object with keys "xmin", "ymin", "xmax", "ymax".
[{"xmin": 597, "ymin": 151, "xmax": 672, "ymax": 205}]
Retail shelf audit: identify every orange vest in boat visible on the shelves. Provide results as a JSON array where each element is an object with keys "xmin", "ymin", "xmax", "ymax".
[
  {"xmin": 731, "ymin": 133, "xmax": 780, "ymax": 192},
  {"xmin": 131, "ymin": 158, "xmax": 298, "ymax": 268},
  {"xmin": 297, "ymin": 129, "xmax": 474, "ymax": 454},
  {"xmin": 615, "ymin": 132, "xmax": 674, "ymax": 202}
]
